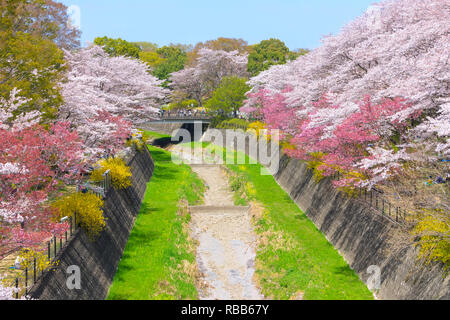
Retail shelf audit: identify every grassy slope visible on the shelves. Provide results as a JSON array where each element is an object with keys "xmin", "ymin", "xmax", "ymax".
[
  {"xmin": 108, "ymin": 141, "xmax": 372, "ymax": 300},
  {"xmin": 142, "ymin": 130, "xmax": 172, "ymax": 140},
  {"xmin": 107, "ymin": 146, "xmax": 204, "ymax": 300},
  {"xmin": 195, "ymin": 143, "xmax": 373, "ymax": 300}
]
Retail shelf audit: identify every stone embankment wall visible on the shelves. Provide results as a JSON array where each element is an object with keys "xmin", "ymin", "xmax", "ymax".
[
  {"xmin": 140, "ymin": 122, "xmax": 185, "ymax": 135},
  {"xmin": 28, "ymin": 147, "xmax": 154, "ymax": 300},
  {"xmin": 202, "ymin": 128, "xmax": 449, "ymax": 300}
]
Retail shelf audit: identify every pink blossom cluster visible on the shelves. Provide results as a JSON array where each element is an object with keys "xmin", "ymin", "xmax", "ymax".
[
  {"xmin": 0, "ymin": 94, "xmax": 83, "ymax": 257},
  {"xmin": 61, "ymin": 45, "xmax": 168, "ymax": 158},
  {"xmin": 242, "ymin": 0, "xmax": 449, "ymax": 188},
  {"xmin": 170, "ymin": 48, "xmax": 248, "ymax": 104},
  {"xmin": 0, "ymin": 278, "xmax": 16, "ymax": 300},
  {"xmin": 0, "ymin": 44, "xmax": 171, "ymax": 269}
]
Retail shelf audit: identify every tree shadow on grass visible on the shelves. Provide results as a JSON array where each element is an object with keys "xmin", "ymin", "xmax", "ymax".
[
  {"xmin": 151, "ymin": 168, "xmax": 178, "ymax": 180},
  {"xmin": 334, "ymin": 265, "xmax": 359, "ymax": 279},
  {"xmin": 152, "ymin": 137, "xmax": 183, "ymax": 148},
  {"xmin": 108, "ymin": 293, "xmax": 131, "ymax": 300},
  {"xmin": 149, "ymin": 148, "xmax": 173, "ymax": 162},
  {"xmin": 139, "ymin": 200, "xmax": 164, "ymax": 215},
  {"xmin": 294, "ymin": 214, "xmax": 309, "ymax": 221},
  {"xmin": 125, "ymin": 230, "xmax": 162, "ymax": 249}
]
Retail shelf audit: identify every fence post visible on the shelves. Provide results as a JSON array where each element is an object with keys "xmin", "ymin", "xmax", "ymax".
[
  {"xmin": 25, "ymin": 267, "xmax": 28, "ymax": 296},
  {"xmin": 102, "ymin": 170, "xmax": 110, "ymax": 196},
  {"xmin": 33, "ymin": 258, "xmax": 36, "ymax": 284},
  {"xmin": 54, "ymin": 236, "xmax": 57, "ymax": 259},
  {"xmin": 15, "ymin": 278, "xmax": 18, "ymax": 299}
]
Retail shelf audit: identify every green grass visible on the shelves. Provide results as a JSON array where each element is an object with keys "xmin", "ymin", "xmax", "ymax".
[
  {"xmin": 191, "ymin": 143, "xmax": 373, "ymax": 300},
  {"xmin": 108, "ymin": 140, "xmax": 373, "ymax": 300},
  {"xmin": 141, "ymin": 130, "xmax": 172, "ymax": 140},
  {"xmin": 107, "ymin": 145, "xmax": 204, "ymax": 300}
]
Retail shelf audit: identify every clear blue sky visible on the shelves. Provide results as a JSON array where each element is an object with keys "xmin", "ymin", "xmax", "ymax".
[{"xmin": 59, "ymin": 0, "xmax": 377, "ymax": 50}]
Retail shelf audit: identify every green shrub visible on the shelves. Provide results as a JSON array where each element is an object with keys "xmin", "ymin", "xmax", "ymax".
[
  {"xmin": 168, "ymin": 99, "xmax": 199, "ymax": 110},
  {"xmin": 209, "ymin": 115, "xmax": 230, "ymax": 128},
  {"xmin": 216, "ymin": 118, "xmax": 250, "ymax": 130}
]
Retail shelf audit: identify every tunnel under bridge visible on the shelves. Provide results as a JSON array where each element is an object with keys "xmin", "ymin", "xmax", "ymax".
[{"xmin": 140, "ymin": 118, "xmax": 211, "ymax": 144}]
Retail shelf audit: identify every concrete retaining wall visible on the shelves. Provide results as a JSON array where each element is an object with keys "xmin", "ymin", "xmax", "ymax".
[
  {"xmin": 203, "ymin": 129, "xmax": 449, "ymax": 300},
  {"xmin": 275, "ymin": 155, "xmax": 449, "ymax": 300},
  {"xmin": 28, "ymin": 146, "xmax": 154, "ymax": 300},
  {"xmin": 140, "ymin": 122, "xmax": 185, "ymax": 135}
]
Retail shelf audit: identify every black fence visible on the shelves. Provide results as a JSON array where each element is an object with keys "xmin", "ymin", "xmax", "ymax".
[
  {"xmin": 159, "ymin": 114, "xmax": 212, "ymax": 120},
  {"xmin": 332, "ymin": 171, "xmax": 409, "ymax": 224},
  {"xmin": 216, "ymin": 123, "xmax": 249, "ymax": 131},
  {"xmin": 357, "ymin": 187, "xmax": 409, "ymax": 223},
  {"xmin": 8, "ymin": 171, "xmax": 111, "ymax": 299}
]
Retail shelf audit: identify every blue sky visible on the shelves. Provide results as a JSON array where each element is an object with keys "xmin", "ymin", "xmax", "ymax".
[{"xmin": 59, "ymin": 0, "xmax": 377, "ymax": 50}]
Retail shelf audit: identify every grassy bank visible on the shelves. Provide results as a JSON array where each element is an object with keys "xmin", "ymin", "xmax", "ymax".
[
  {"xmin": 107, "ymin": 145, "xmax": 204, "ymax": 300},
  {"xmin": 186, "ymin": 143, "xmax": 373, "ymax": 300},
  {"xmin": 142, "ymin": 130, "xmax": 172, "ymax": 140},
  {"xmin": 229, "ymin": 162, "xmax": 373, "ymax": 300}
]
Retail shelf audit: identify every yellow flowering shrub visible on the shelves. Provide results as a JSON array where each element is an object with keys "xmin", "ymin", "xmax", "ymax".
[
  {"xmin": 18, "ymin": 249, "xmax": 56, "ymax": 274},
  {"xmin": 412, "ymin": 209, "xmax": 450, "ymax": 270},
  {"xmin": 53, "ymin": 192, "xmax": 106, "ymax": 240},
  {"xmin": 126, "ymin": 130, "xmax": 149, "ymax": 151},
  {"xmin": 303, "ymin": 152, "xmax": 367, "ymax": 196},
  {"xmin": 334, "ymin": 170, "xmax": 367, "ymax": 196},
  {"xmin": 141, "ymin": 131, "xmax": 150, "ymax": 145},
  {"xmin": 306, "ymin": 152, "xmax": 329, "ymax": 182},
  {"xmin": 91, "ymin": 157, "xmax": 132, "ymax": 189},
  {"xmin": 247, "ymin": 121, "xmax": 267, "ymax": 140},
  {"xmin": 281, "ymin": 140, "xmax": 296, "ymax": 151}
]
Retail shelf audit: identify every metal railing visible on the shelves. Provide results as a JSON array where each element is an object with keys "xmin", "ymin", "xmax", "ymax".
[
  {"xmin": 8, "ymin": 171, "xmax": 112, "ymax": 299},
  {"xmin": 332, "ymin": 171, "xmax": 409, "ymax": 224},
  {"xmin": 216, "ymin": 123, "xmax": 249, "ymax": 131},
  {"xmin": 357, "ymin": 187, "xmax": 409, "ymax": 223},
  {"xmin": 9, "ymin": 214, "xmax": 77, "ymax": 299},
  {"xmin": 158, "ymin": 114, "xmax": 212, "ymax": 120}
]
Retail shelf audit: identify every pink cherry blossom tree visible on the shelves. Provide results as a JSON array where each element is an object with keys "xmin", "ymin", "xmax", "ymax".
[
  {"xmin": 0, "ymin": 88, "xmax": 40, "ymax": 131},
  {"xmin": 243, "ymin": 0, "xmax": 449, "ymax": 188},
  {"xmin": 0, "ymin": 279, "xmax": 16, "ymax": 300},
  {"xmin": 61, "ymin": 45, "xmax": 169, "ymax": 158},
  {"xmin": 0, "ymin": 90, "xmax": 83, "ymax": 258},
  {"xmin": 170, "ymin": 48, "xmax": 248, "ymax": 106}
]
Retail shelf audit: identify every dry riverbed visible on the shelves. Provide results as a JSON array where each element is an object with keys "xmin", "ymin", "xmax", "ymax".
[{"xmin": 189, "ymin": 165, "xmax": 263, "ymax": 300}]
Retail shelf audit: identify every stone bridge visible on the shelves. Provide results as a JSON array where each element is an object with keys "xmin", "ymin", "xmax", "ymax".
[{"xmin": 140, "ymin": 116, "xmax": 212, "ymax": 141}]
